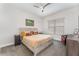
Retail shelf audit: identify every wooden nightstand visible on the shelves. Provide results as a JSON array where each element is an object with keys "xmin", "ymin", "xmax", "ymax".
[{"xmin": 14, "ymin": 35, "xmax": 21, "ymax": 46}]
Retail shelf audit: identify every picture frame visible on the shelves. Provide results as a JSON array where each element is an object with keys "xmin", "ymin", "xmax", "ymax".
[{"xmin": 25, "ymin": 19, "xmax": 34, "ymax": 26}]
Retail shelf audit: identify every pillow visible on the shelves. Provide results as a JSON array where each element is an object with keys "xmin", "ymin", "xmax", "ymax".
[
  {"xmin": 20, "ymin": 32, "xmax": 26, "ymax": 37},
  {"xmin": 30, "ymin": 31, "xmax": 34, "ymax": 35},
  {"xmin": 26, "ymin": 32, "xmax": 32, "ymax": 36},
  {"xmin": 34, "ymin": 32, "xmax": 38, "ymax": 35}
]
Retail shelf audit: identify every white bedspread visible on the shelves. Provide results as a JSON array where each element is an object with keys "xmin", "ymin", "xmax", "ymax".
[{"xmin": 22, "ymin": 34, "xmax": 52, "ymax": 48}]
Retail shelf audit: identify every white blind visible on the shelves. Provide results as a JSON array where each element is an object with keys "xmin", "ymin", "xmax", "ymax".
[{"xmin": 48, "ymin": 18, "xmax": 64, "ymax": 35}]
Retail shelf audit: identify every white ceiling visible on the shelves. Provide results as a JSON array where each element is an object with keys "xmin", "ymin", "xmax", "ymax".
[{"xmin": 11, "ymin": 3, "xmax": 79, "ymax": 17}]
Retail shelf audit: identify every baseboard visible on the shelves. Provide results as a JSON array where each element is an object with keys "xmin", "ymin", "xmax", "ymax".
[{"xmin": 0, "ymin": 43, "xmax": 14, "ymax": 48}]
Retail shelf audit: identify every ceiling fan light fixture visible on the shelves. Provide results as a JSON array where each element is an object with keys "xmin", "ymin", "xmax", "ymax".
[
  {"xmin": 42, "ymin": 9, "xmax": 44, "ymax": 12},
  {"xmin": 33, "ymin": 3, "xmax": 51, "ymax": 13}
]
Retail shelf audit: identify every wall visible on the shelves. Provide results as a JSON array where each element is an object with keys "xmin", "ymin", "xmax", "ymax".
[
  {"xmin": 0, "ymin": 4, "xmax": 17, "ymax": 48},
  {"xmin": 43, "ymin": 6, "xmax": 79, "ymax": 35},
  {"xmin": 13, "ymin": 7, "xmax": 43, "ymax": 33},
  {"xmin": 0, "ymin": 4, "xmax": 43, "ymax": 48}
]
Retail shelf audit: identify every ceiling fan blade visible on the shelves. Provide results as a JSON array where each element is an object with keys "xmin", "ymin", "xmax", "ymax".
[
  {"xmin": 43, "ymin": 3, "xmax": 51, "ymax": 9},
  {"xmin": 42, "ymin": 9, "xmax": 44, "ymax": 12},
  {"xmin": 33, "ymin": 5, "xmax": 40, "ymax": 8}
]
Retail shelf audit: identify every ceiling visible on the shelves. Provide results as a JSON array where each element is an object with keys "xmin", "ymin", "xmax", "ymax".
[{"xmin": 11, "ymin": 3, "xmax": 79, "ymax": 17}]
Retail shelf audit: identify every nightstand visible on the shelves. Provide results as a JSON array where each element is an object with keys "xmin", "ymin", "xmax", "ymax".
[{"xmin": 14, "ymin": 35, "xmax": 21, "ymax": 46}]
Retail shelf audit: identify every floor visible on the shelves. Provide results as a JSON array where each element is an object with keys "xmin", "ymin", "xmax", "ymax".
[{"xmin": 0, "ymin": 40, "xmax": 66, "ymax": 56}]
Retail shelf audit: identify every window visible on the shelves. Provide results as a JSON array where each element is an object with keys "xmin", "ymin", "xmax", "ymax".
[
  {"xmin": 48, "ymin": 20, "xmax": 55, "ymax": 34},
  {"xmin": 48, "ymin": 18, "xmax": 64, "ymax": 35}
]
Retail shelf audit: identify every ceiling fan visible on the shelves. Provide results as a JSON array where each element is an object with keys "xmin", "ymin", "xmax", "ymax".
[{"xmin": 33, "ymin": 3, "xmax": 51, "ymax": 12}]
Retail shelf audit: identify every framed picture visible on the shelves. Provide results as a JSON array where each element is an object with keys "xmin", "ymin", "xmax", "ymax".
[{"xmin": 26, "ymin": 19, "xmax": 34, "ymax": 26}]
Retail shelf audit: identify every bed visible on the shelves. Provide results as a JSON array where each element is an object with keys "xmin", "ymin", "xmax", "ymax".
[{"xmin": 19, "ymin": 28, "xmax": 53, "ymax": 56}]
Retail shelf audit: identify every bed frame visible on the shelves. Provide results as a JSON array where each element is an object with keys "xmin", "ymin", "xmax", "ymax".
[{"xmin": 19, "ymin": 27, "xmax": 53, "ymax": 56}]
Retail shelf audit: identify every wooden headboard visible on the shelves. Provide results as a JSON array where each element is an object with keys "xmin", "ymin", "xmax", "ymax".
[{"xmin": 19, "ymin": 27, "xmax": 38, "ymax": 33}]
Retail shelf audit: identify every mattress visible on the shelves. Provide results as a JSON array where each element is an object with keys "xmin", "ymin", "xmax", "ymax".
[{"xmin": 22, "ymin": 34, "xmax": 52, "ymax": 48}]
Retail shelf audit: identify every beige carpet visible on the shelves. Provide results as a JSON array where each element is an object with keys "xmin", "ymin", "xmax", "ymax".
[{"xmin": 0, "ymin": 40, "xmax": 66, "ymax": 56}]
